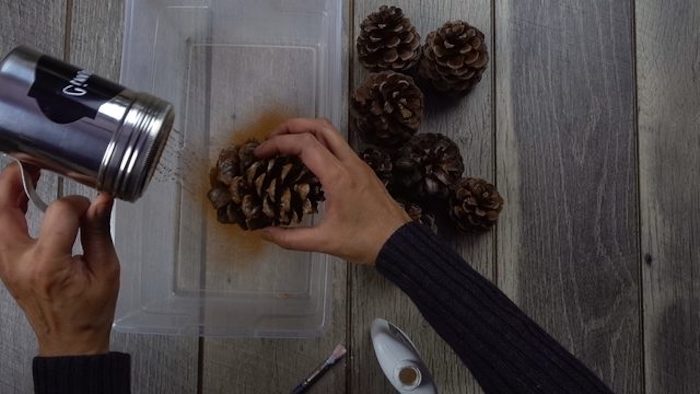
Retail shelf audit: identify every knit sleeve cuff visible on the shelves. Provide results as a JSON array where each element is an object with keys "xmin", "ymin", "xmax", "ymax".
[
  {"xmin": 33, "ymin": 352, "xmax": 131, "ymax": 394},
  {"xmin": 376, "ymin": 221, "xmax": 446, "ymax": 279}
]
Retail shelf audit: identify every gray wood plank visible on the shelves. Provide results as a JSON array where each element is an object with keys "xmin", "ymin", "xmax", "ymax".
[
  {"xmin": 201, "ymin": 1, "xmax": 351, "ymax": 392},
  {"xmin": 66, "ymin": 1, "xmax": 199, "ymax": 393},
  {"xmin": 637, "ymin": 1, "xmax": 700, "ymax": 393},
  {"xmin": 0, "ymin": 1, "xmax": 65, "ymax": 392},
  {"xmin": 495, "ymin": 1, "xmax": 641, "ymax": 392},
  {"xmin": 350, "ymin": 1, "xmax": 493, "ymax": 393}
]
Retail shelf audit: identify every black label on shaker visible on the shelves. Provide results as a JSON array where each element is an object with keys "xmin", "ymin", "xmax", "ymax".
[{"xmin": 28, "ymin": 55, "xmax": 124, "ymax": 124}]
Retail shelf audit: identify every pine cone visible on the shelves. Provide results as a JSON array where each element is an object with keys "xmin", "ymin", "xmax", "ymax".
[
  {"xmin": 361, "ymin": 147, "xmax": 393, "ymax": 186},
  {"xmin": 208, "ymin": 140, "xmax": 324, "ymax": 230},
  {"xmin": 357, "ymin": 5, "xmax": 421, "ymax": 72},
  {"xmin": 352, "ymin": 71, "xmax": 424, "ymax": 148},
  {"xmin": 398, "ymin": 201, "xmax": 436, "ymax": 230},
  {"xmin": 398, "ymin": 201, "xmax": 423, "ymax": 222},
  {"xmin": 418, "ymin": 21, "xmax": 489, "ymax": 94},
  {"xmin": 393, "ymin": 133, "xmax": 464, "ymax": 200},
  {"xmin": 449, "ymin": 177, "xmax": 503, "ymax": 232}
]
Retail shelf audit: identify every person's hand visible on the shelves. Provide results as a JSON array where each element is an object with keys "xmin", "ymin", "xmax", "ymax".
[
  {"xmin": 0, "ymin": 163, "xmax": 119, "ymax": 356},
  {"xmin": 255, "ymin": 118, "xmax": 411, "ymax": 265}
]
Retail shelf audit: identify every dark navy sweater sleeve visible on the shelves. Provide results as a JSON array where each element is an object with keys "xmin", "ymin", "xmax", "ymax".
[
  {"xmin": 33, "ymin": 352, "xmax": 130, "ymax": 394},
  {"xmin": 375, "ymin": 222, "xmax": 613, "ymax": 394}
]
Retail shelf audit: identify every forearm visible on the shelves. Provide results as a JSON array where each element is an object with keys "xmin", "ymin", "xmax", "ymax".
[
  {"xmin": 33, "ymin": 352, "xmax": 131, "ymax": 394},
  {"xmin": 376, "ymin": 222, "xmax": 612, "ymax": 394}
]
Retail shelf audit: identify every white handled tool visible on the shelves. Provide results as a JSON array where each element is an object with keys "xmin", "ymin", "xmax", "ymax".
[{"xmin": 371, "ymin": 319, "xmax": 438, "ymax": 393}]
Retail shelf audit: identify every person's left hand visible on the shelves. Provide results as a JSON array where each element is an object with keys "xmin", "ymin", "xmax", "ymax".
[
  {"xmin": 255, "ymin": 119, "xmax": 411, "ymax": 264},
  {"xmin": 0, "ymin": 163, "xmax": 120, "ymax": 356}
]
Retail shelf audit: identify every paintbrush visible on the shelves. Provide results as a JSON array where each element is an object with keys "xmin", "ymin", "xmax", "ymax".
[{"xmin": 291, "ymin": 344, "xmax": 347, "ymax": 394}]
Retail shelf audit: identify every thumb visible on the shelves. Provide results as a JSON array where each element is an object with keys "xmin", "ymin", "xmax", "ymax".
[
  {"xmin": 260, "ymin": 226, "xmax": 325, "ymax": 253},
  {"xmin": 81, "ymin": 193, "xmax": 117, "ymax": 273}
]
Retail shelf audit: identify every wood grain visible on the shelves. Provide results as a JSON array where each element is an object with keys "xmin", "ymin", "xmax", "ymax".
[
  {"xmin": 66, "ymin": 1, "xmax": 199, "ymax": 393},
  {"xmin": 350, "ymin": 1, "xmax": 493, "ymax": 393},
  {"xmin": 495, "ymin": 1, "xmax": 641, "ymax": 392},
  {"xmin": 0, "ymin": 1, "xmax": 65, "ymax": 392},
  {"xmin": 637, "ymin": 1, "xmax": 700, "ymax": 393}
]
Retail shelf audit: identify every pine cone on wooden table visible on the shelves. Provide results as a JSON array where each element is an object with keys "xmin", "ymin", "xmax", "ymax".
[
  {"xmin": 393, "ymin": 133, "xmax": 465, "ymax": 200},
  {"xmin": 449, "ymin": 177, "xmax": 503, "ymax": 232},
  {"xmin": 357, "ymin": 5, "xmax": 422, "ymax": 72},
  {"xmin": 352, "ymin": 71, "xmax": 424, "ymax": 148},
  {"xmin": 208, "ymin": 140, "xmax": 325, "ymax": 231},
  {"xmin": 418, "ymin": 20, "xmax": 489, "ymax": 94}
]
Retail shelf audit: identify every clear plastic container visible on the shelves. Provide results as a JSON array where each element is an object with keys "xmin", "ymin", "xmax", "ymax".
[{"xmin": 113, "ymin": 0, "xmax": 344, "ymax": 337}]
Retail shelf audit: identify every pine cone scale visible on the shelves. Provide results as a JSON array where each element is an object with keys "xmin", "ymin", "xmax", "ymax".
[
  {"xmin": 386, "ymin": 36, "xmax": 401, "ymax": 47},
  {"xmin": 382, "ymin": 49, "xmax": 399, "ymax": 63},
  {"xmin": 208, "ymin": 188, "xmax": 231, "ymax": 210},
  {"xmin": 241, "ymin": 194, "xmax": 258, "ymax": 220},
  {"xmin": 229, "ymin": 177, "xmax": 245, "ymax": 204},
  {"xmin": 431, "ymin": 169, "xmax": 451, "ymax": 185}
]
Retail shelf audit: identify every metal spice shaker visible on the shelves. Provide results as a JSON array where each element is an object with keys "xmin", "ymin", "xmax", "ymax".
[{"xmin": 0, "ymin": 46, "xmax": 174, "ymax": 208}]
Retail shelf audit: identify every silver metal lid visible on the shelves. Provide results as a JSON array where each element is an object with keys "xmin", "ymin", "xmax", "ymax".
[{"xmin": 98, "ymin": 92, "xmax": 174, "ymax": 201}]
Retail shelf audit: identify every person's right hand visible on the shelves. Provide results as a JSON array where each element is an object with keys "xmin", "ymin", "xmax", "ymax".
[
  {"xmin": 255, "ymin": 118, "xmax": 411, "ymax": 265},
  {"xmin": 0, "ymin": 163, "xmax": 120, "ymax": 357}
]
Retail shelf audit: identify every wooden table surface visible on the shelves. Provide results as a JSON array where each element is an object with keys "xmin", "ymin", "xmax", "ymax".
[{"xmin": 1, "ymin": 0, "xmax": 698, "ymax": 393}]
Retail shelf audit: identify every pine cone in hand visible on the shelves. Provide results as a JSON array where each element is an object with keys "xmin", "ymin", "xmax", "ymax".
[
  {"xmin": 208, "ymin": 141, "xmax": 324, "ymax": 230},
  {"xmin": 393, "ymin": 133, "xmax": 465, "ymax": 200},
  {"xmin": 352, "ymin": 71, "xmax": 424, "ymax": 148},
  {"xmin": 357, "ymin": 5, "xmax": 421, "ymax": 72},
  {"xmin": 418, "ymin": 21, "xmax": 489, "ymax": 94},
  {"xmin": 361, "ymin": 147, "xmax": 393, "ymax": 186},
  {"xmin": 449, "ymin": 177, "xmax": 503, "ymax": 232}
]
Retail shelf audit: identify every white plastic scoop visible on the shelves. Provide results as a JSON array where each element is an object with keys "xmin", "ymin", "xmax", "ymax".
[{"xmin": 371, "ymin": 319, "xmax": 438, "ymax": 393}]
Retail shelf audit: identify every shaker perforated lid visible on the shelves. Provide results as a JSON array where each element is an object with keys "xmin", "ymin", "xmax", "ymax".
[{"xmin": 97, "ymin": 91, "xmax": 174, "ymax": 202}]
